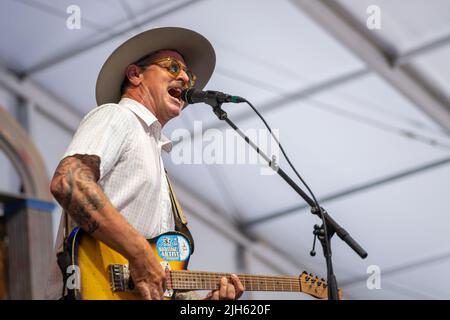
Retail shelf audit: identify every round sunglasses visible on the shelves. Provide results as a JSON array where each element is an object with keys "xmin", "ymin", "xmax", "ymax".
[{"xmin": 148, "ymin": 57, "xmax": 196, "ymax": 89}]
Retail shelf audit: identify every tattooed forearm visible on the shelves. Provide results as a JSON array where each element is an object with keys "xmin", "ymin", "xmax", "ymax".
[
  {"xmin": 50, "ymin": 154, "xmax": 104, "ymax": 234},
  {"xmin": 71, "ymin": 205, "xmax": 100, "ymax": 234}
]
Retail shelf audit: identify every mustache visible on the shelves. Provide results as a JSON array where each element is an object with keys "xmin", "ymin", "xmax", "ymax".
[{"xmin": 168, "ymin": 80, "xmax": 188, "ymax": 90}]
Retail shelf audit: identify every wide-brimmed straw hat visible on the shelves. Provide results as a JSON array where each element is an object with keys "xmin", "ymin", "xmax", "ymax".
[{"xmin": 95, "ymin": 27, "xmax": 216, "ymax": 105}]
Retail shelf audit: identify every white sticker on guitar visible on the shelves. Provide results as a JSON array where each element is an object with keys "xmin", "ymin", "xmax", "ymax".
[{"xmin": 156, "ymin": 234, "xmax": 190, "ymax": 261}]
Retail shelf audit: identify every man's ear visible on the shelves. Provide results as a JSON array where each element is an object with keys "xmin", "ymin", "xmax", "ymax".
[{"xmin": 125, "ymin": 64, "xmax": 143, "ymax": 86}]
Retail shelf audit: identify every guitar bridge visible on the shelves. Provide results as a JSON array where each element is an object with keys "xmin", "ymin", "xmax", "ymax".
[{"xmin": 109, "ymin": 264, "xmax": 136, "ymax": 292}]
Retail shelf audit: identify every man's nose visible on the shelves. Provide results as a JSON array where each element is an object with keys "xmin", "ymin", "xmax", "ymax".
[{"xmin": 176, "ymin": 69, "xmax": 190, "ymax": 87}]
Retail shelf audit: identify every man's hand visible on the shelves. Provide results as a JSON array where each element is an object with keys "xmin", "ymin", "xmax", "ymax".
[
  {"xmin": 128, "ymin": 240, "xmax": 166, "ymax": 300},
  {"xmin": 204, "ymin": 274, "xmax": 244, "ymax": 300}
]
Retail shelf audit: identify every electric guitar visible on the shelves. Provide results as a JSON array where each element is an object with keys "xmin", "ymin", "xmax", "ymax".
[{"xmin": 62, "ymin": 228, "xmax": 343, "ymax": 300}]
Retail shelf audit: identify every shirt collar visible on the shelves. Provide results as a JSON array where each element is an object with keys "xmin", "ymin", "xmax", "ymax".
[{"xmin": 118, "ymin": 97, "xmax": 173, "ymax": 152}]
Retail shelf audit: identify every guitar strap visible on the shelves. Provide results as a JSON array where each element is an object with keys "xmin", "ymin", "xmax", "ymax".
[{"xmin": 165, "ymin": 170, "xmax": 195, "ymax": 254}]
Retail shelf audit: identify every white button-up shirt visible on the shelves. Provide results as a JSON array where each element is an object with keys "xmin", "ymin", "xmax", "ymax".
[{"xmin": 46, "ymin": 97, "xmax": 174, "ymax": 299}]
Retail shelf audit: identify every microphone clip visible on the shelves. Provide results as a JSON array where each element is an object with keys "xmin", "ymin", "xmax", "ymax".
[{"xmin": 212, "ymin": 104, "xmax": 228, "ymax": 120}]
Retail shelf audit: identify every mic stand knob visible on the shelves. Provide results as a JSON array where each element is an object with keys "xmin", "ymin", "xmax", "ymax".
[{"xmin": 310, "ymin": 224, "xmax": 323, "ymax": 257}]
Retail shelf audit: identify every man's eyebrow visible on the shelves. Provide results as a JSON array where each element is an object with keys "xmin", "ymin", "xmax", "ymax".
[
  {"xmin": 153, "ymin": 55, "xmax": 187, "ymax": 67},
  {"xmin": 178, "ymin": 60, "xmax": 188, "ymax": 69}
]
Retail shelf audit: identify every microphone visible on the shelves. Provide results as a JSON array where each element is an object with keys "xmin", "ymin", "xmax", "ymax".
[{"xmin": 181, "ymin": 88, "xmax": 245, "ymax": 107}]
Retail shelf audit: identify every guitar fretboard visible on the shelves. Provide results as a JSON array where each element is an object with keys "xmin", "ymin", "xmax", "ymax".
[{"xmin": 168, "ymin": 270, "xmax": 310, "ymax": 292}]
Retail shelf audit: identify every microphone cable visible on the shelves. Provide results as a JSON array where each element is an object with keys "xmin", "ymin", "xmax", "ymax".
[
  {"xmin": 241, "ymin": 98, "xmax": 333, "ymax": 275},
  {"xmin": 184, "ymin": 88, "xmax": 331, "ymax": 257}
]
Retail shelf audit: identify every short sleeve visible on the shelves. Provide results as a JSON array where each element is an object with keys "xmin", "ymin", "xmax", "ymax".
[{"xmin": 63, "ymin": 104, "xmax": 133, "ymax": 179}]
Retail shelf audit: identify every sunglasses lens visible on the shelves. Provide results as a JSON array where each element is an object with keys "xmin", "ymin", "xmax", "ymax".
[{"xmin": 168, "ymin": 61, "xmax": 180, "ymax": 75}]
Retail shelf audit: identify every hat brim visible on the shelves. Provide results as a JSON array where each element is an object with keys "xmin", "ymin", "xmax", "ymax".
[{"xmin": 95, "ymin": 27, "xmax": 216, "ymax": 106}]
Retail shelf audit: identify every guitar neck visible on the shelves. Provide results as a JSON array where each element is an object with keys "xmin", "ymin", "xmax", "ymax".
[
  {"xmin": 109, "ymin": 264, "xmax": 334, "ymax": 298},
  {"xmin": 168, "ymin": 270, "xmax": 305, "ymax": 292}
]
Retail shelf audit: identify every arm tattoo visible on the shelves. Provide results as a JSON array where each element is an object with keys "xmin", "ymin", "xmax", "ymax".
[{"xmin": 52, "ymin": 154, "xmax": 103, "ymax": 234}]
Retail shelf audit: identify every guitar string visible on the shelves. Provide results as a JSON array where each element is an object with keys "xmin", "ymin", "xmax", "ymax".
[
  {"xmin": 171, "ymin": 270, "xmax": 322, "ymax": 279},
  {"xmin": 169, "ymin": 272, "xmax": 321, "ymax": 284},
  {"xmin": 170, "ymin": 270, "xmax": 319, "ymax": 281},
  {"xmin": 168, "ymin": 281, "xmax": 321, "ymax": 291},
  {"xmin": 168, "ymin": 280, "xmax": 313, "ymax": 288},
  {"xmin": 169, "ymin": 270, "xmax": 323, "ymax": 284}
]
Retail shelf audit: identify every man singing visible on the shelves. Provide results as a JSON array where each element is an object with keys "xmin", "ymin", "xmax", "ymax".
[{"xmin": 46, "ymin": 27, "xmax": 244, "ymax": 300}]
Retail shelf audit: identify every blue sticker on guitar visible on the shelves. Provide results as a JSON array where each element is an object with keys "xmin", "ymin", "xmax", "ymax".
[{"xmin": 156, "ymin": 235, "xmax": 190, "ymax": 261}]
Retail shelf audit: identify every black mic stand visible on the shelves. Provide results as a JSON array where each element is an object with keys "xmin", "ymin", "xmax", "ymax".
[{"xmin": 208, "ymin": 102, "xmax": 368, "ymax": 300}]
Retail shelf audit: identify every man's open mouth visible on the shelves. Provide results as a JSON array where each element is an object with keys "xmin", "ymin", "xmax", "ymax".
[{"xmin": 168, "ymin": 87, "xmax": 182, "ymax": 103}]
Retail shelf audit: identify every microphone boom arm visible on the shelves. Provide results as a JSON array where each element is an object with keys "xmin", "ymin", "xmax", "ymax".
[{"xmin": 205, "ymin": 101, "xmax": 368, "ymax": 300}]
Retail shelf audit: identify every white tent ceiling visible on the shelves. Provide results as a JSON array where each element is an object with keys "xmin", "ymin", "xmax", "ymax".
[{"xmin": 1, "ymin": 0, "xmax": 449, "ymax": 299}]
